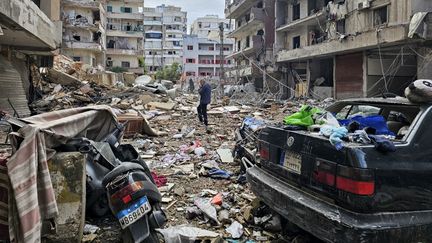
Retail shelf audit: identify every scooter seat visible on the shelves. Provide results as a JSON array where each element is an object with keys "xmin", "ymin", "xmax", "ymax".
[{"xmin": 102, "ymin": 162, "xmax": 144, "ymax": 187}]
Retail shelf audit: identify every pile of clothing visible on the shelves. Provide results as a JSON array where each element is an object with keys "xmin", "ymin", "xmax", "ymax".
[{"xmin": 283, "ymin": 105, "xmax": 396, "ymax": 152}]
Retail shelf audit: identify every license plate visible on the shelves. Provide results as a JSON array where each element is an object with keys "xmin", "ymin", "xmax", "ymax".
[
  {"xmin": 284, "ymin": 151, "xmax": 302, "ymax": 174},
  {"xmin": 117, "ymin": 196, "xmax": 151, "ymax": 229}
]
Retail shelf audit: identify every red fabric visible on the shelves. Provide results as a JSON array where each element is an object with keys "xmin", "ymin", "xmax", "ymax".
[{"xmin": 151, "ymin": 172, "xmax": 167, "ymax": 188}]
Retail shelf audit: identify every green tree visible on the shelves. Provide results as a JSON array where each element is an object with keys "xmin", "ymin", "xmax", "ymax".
[
  {"xmin": 138, "ymin": 57, "xmax": 147, "ymax": 74},
  {"xmin": 154, "ymin": 63, "xmax": 181, "ymax": 81}
]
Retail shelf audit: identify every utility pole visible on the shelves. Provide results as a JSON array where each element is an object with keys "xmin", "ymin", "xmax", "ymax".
[{"xmin": 219, "ymin": 22, "xmax": 225, "ymax": 96}]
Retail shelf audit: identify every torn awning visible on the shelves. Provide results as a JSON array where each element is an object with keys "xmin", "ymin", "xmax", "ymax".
[
  {"xmin": 6, "ymin": 106, "xmax": 119, "ymax": 243},
  {"xmin": 409, "ymin": 12, "xmax": 429, "ymax": 39}
]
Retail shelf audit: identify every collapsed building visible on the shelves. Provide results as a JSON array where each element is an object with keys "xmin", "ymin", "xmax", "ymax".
[
  {"xmin": 61, "ymin": 0, "xmax": 107, "ymax": 68},
  {"xmin": 275, "ymin": 0, "xmax": 432, "ymax": 99},
  {"xmin": 224, "ymin": 0, "xmax": 279, "ymax": 94},
  {"xmin": 0, "ymin": 0, "xmax": 62, "ymax": 116}
]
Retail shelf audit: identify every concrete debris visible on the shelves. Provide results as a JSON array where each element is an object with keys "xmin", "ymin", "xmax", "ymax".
[
  {"xmin": 25, "ymin": 53, "xmax": 340, "ymax": 242},
  {"xmin": 156, "ymin": 225, "xmax": 220, "ymax": 243},
  {"xmin": 226, "ymin": 221, "xmax": 244, "ymax": 239},
  {"xmin": 217, "ymin": 148, "xmax": 234, "ymax": 163}
]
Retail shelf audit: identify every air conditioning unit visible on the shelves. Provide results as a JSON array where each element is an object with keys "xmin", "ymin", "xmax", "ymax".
[{"xmin": 358, "ymin": 1, "xmax": 371, "ymax": 10}]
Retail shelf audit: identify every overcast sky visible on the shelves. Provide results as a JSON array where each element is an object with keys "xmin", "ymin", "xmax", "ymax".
[{"xmin": 145, "ymin": 0, "xmax": 225, "ymax": 29}]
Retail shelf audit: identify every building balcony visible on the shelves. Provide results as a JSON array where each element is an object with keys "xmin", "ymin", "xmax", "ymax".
[
  {"xmin": 166, "ymin": 37, "xmax": 183, "ymax": 41},
  {"xmin": 276, "ymin": 25, "xmax": 408, "ymax": 63},
  {"xmin": 276, "ymin": 11, "xmax": 325, "ymax": 32},
  {"xmin": 107, "ymin": 30, "xmax": 144, "ymax": 38},
  {"xmin": 164, "ymin": 46, "xmax": 183, "ymax": 50},
  {"xmin": 225, "ymin": 0, "xmax": 258, "ymax": 19},
  {"xmin": 226, "ymin": 65, "xmax": 253, "ymax": 78},
  {"xmin": 107, "ymin": 12, "xmax": 144, "ymax": 20},
  {"xmin": 144, "ymin": 20, "xmax": 162, "ymax": 25},
  {"xmin": 228, "ymin": 7, "xmax": 265, "ymax": 38},
  {"xmin": 144, "ymin": 44, "xmax": 162, "ymax": 50},
  {"xmin": 106, "ymin": 48, "xmax": 144, "ymax": 56},
  {"xmin": 62, "ymin": 0, "xmax": 101, "ymax": 10},
  {"xmin": 64, "ymin": 22, "xmax": 103, "ymax": 32},
  {"xmin": 228, "ymin": 35, "xmax": 263, "ymax": 59},
  {"xmin": 0, "ymin": 0, "xmax": 62, "ymax": 51},
  {"xmin": 64, "ymin": 41, "xmax": 103, "ymax": 51},
  {"xmin": 108, "ymin": 0, "xmax": 143, "ymax": 3},
  {"xmin": 165, "ymin": 29, "xmax": 185, "ymax": 34}
]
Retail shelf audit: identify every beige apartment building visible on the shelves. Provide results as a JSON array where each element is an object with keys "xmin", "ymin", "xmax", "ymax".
[
  {"xmin": 106, "ymin": 0, "xmax": 144, "ymax": 73},
  {"xmin": 143, "ymin": 5, "xmax": 187, "ymax": 74}
]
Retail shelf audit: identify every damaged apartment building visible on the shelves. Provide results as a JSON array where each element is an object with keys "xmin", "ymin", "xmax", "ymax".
[
  {"xmin": 0, "ymin": 0, "xmax": 62, "ymax": 116},
  {"xmin": 224, "ymin": 0, "xmax": 279, "ymax": 92},
  {"xmin": 106, "ymin": 0, "xmax": 144, "ymax": 73},
  {"xmin": 61, "ymin": 0, "xmax": 106, "ymax": 68},
  {"xmin": 275, "ymin": 0, "xmax": 432, "ymax": 99}
]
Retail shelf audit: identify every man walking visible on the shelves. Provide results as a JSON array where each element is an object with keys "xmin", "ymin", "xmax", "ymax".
[{"xmin": 197, "ymin": 79, "xmax": 211, "ymax": 130}]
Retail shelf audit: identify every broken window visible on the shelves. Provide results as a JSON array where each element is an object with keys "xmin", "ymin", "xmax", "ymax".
[
  {"xmin": 186, "ymin": 58, "xmax": 195, "ymax": 63},
  {"xmin": 292, "ymin": 3, "xmax": 300, "ymax": 21},
  {"xmin": 374, "ymin": 6, "xmax": 388, "ymax": 26},
  {"xmin": 187, "ymin": 45, "xmax": 193, "ymax": 50},
  {"xmin": 336, "ymin": 19, "xmax": 346, "ymax": 34},
  {"xmin": 173, "ymin": 41, "xmax": 181, "ymax": 46},
  {"xmin": 237, "ymin": 41, "xmax": 241, "ymax": 51},
  {"xmin": 72, "ymin": 35, "xmax": 81, "ymax": 41},
  {"xmin": 246, "ymin": 36, "xmax": 250, "ymax": 48},
  {"xmin": 93, "ymin": 10, "xmax": 100, "ymax": 23},
  {"xmin": 308, "ymin": 0, "xmax": 317, "ymax": 15},
  {"xmin": 245, "ymin": 13, "xmax": 251, "ymax": 22},
  {"xmin": 93, "ymin": 32, "xmax": 102, "ymax": 42},
  {"xmin": 257, "ymin": 1, "xmax": 263, "ymax": 8},
  {"xmin": 107, "ymin": 6, "xmax": 112, "ymax": 12},
  {"xmin": 293, "ymin": 36, "xmax": 301, "ymax": 49},
  {"xmin": 107, "ymin": 40, "xmax": 115, "ymax": 48},
  {"xmin": 73, "ymin": 57, "xmax": 81, "ymax": 62},
  {"xmin": 106, "ymin": 58, "xmax": 113, "ymax": 67},
  {"xmin": 121, "ymin": 62, "xmax": 130, "ymax": 68}
]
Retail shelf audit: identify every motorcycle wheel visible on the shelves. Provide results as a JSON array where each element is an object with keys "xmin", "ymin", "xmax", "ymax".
[{"xmin": 122, "ymin": 230, "xmax": 159, "ymax": 243}]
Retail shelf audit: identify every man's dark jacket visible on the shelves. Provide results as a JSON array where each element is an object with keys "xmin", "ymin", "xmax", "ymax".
[{"xmin": 199, "ymin": 83, "xmax": 211, "ymax": 105}]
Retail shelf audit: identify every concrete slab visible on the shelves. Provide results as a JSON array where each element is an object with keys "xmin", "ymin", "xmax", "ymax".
[
  {"xmin": 45, "ymin": 152, "xmax": 86, "ymax": 243},
  {"xmin": 217, "ymin": 149, "xmax": 234, "ymax": 163},
  {"xmin": 147, "ymin": 102, "xmax": 176, "ymax": 110}
]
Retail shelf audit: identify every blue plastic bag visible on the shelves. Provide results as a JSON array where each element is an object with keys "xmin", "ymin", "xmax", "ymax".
[{"xmin": 339, "ymin": 115, "xmax": 395, "ymax": 136}]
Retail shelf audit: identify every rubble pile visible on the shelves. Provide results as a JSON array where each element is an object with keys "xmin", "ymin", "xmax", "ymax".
[{"xmin": 27, "ymin": 55, "xmax": 337, "ymax": 242}]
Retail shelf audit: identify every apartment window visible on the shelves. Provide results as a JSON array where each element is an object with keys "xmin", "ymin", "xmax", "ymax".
[
  {"xmin": 121, "ymin": 62, "xmax": 130, "ymax": 68},
  {"xmin": 209, "ymin": 46, "xmax": 215, "ymax": 51},
  {"xmin": 173, "ymin": 41, "xmax": 181, "ymax": 46},
  {"xmin": 223, "ymin": 47, "xmax": 229, "ymax": 51},
  {"xmin": 237, "ymin": 41, "xmax": 241, "ymax": 51},
  {"xmin": 107, "ymin": 6, "xmax": 113, "ymax": 12},
  {"xmin": 374, "ymin": 6, "xmax": 388, "ymax": 26},
  {"xmin": 73, "ymin": 57, "xmax": 81, "ymax": 62},
  {"xmin": 121, "ymin": 7, "xmax": 132, "ymax": 13},
  {"xmin": 293, "ymin": 36, "xmax": 301, "ymax": 49},
  {"xmin": 336, "ymin": 19, "xmax": 346, "ymax": 34},
  {"xmin": 292, "ymin": 3, "xmax": 300, "ymax": 21},
  {"xmin": 187, "ymin": 45, "xmax": 193, "ymax": 50},
  {"xmin": 186, "ymin": 58, "xmax": 195, "ymax": 63},
  {"xmin": 246, "ymin": 36, "xmax": 250, "ymax": 48}
]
